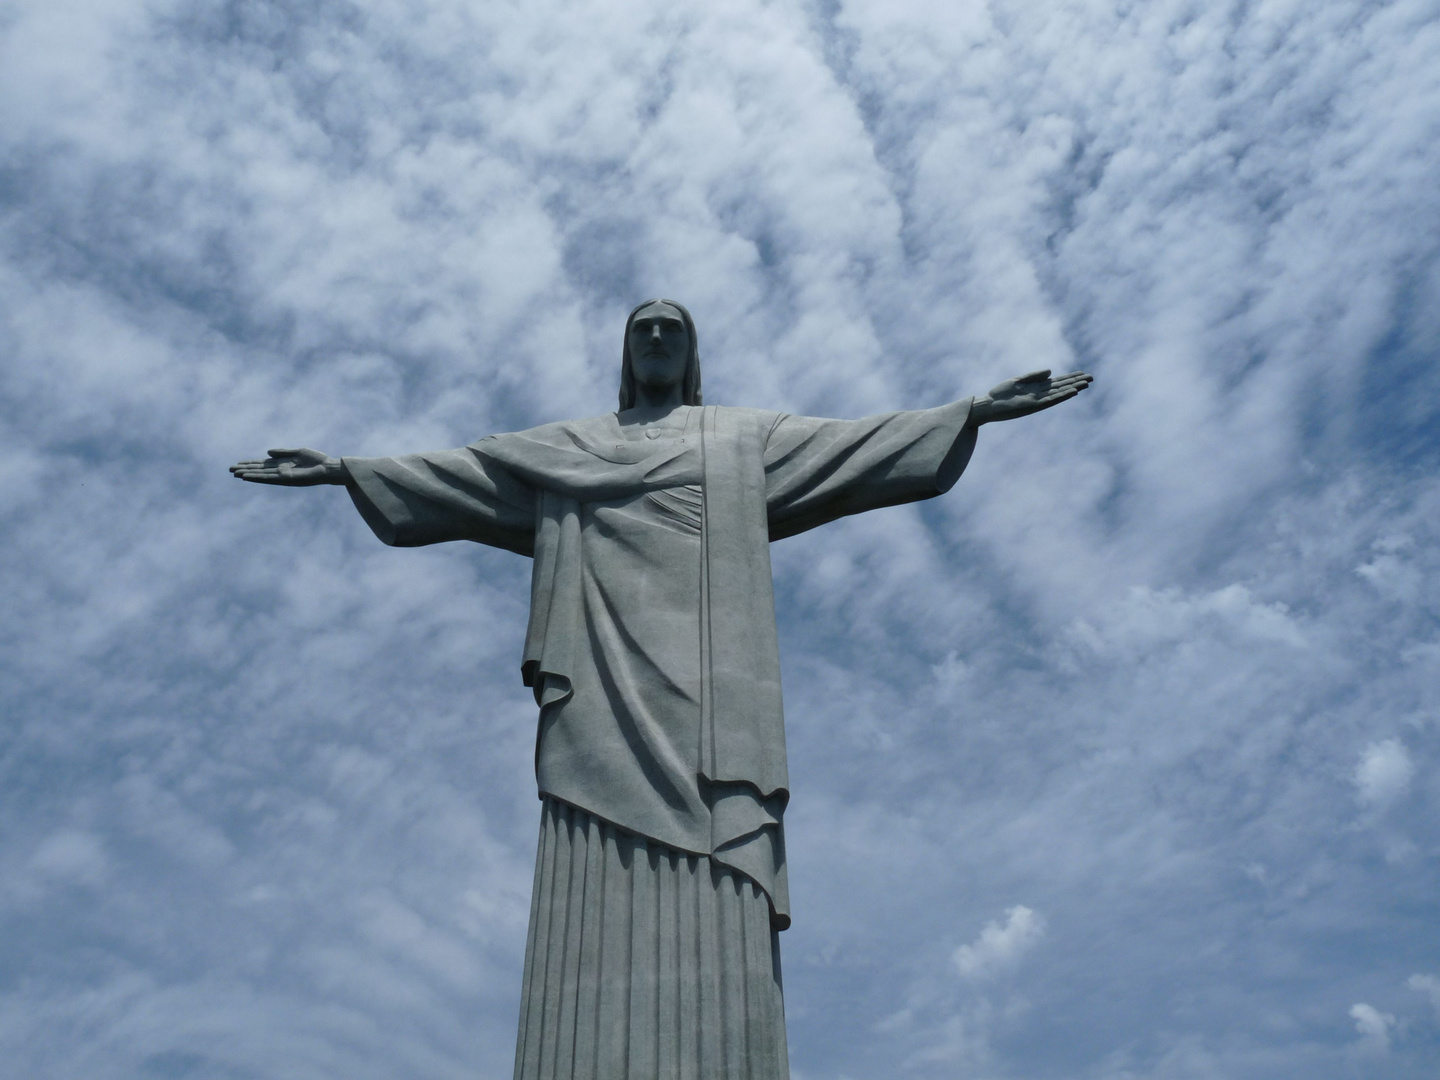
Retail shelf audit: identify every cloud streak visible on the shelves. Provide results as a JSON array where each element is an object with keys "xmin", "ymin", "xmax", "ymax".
[
  {"xmin": 3, "ymin": 0, "xmax": 1440, "ymax": 1077},
  {"xmin": 953, "ymin": 905, "xmax": 1045, "ymax": 981}
]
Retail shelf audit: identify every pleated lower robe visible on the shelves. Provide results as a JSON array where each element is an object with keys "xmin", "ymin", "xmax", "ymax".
[{"xmin": 515, "ymin": 798, "xmax": 788, "ymax": 1080}]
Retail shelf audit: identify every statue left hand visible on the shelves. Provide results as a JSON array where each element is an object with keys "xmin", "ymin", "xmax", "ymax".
[
  {"xmin": 229, "ymin": 447, "xmax": 347, "ymax": 485},
  {"xmin": 969, "ymin": 369, "xmax": 1093, "ymax": 425}
]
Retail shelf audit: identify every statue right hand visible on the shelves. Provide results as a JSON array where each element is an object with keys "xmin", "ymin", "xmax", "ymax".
[{"xmin": 229, "ymin": 448, "xmax": 346, "ymax": 486}]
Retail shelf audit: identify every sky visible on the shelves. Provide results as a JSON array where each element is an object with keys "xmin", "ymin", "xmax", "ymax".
[{"xmin": 2, "ymin": 0, "xmax": 1439, "ymax": 1077}]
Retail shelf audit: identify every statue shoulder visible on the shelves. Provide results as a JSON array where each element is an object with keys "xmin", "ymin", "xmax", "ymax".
[
  {"xmin": 467, "ymin": 412, "xmax": 619, "ymax": 451},
  {"xmin": 710, "ymin": 405, "xmax": 784, "ymax": 438},
  {"xmin": 466, "ymin": 407, "xmax": 784, "ymax": 455},
  {"xmin": 712, "ymin": 405, "xmax": 780, "ymax": 421}
]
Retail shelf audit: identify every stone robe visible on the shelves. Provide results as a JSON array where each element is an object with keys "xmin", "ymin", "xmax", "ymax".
[{"xmin": 341, "ymin": 399, "xmax": 976, "ymax": 930}]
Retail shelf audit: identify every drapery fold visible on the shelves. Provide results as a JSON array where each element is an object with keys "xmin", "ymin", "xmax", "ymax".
[
  {"xmin": 342, "ymin": 397, "xmax": 977, "ymax": 932},
  {"xmin": 516, "ymin": 798, "xmax": 788, "ymax": 1080},
  {"xmin": 696, "ymin": 407, "xmax": 788, "ymax": 804},
  {"xmin": 483, "ymin": 409, "xmax": 793, "ymax": 926}
]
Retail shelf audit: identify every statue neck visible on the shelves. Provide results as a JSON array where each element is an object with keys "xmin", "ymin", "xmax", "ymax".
[{"xmin": 630, "ymin": 382, "xmax": 685, "ymax": 410}]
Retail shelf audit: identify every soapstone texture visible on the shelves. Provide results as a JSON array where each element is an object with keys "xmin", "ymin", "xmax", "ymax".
[{"xmin": 517, "ymin": 798, "xmax": 787, "ymax": 1080}]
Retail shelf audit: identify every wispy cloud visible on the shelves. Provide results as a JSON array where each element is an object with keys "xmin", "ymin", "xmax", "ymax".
[
  {"xmin": 4, "ymin": 0, "xmax": 1440, "ymax": 1077},
  {"xmin": 1355, "ymin": 739, "xmax": 1416, "ymax": 808},
  {"xmin": 1351, "ymin": 1002, "xmax": 1397, "ymax": 1053},
  {"xmin": 1409, "ymin": 974, "xmax": 1440, "ymax": 1020},
  {"xmin": 953, "ymin": 905, "xmax": 1045, "ymax": 981}
]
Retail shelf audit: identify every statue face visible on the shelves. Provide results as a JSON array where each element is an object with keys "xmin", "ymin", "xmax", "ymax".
[{"xmin": 628, "ymin": 302, "xmax": 691, "ymax": 394}]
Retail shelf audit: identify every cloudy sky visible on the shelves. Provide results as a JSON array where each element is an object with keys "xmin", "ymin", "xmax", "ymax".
[{"xmin": 3, "ymin": 0, "xmax": 1439, "ymax": 1076}]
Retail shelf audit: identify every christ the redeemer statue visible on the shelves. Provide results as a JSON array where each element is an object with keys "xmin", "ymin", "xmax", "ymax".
[{"xmin": 231, "ymin": 299, "xmax": 1091, "ymax": 1080}]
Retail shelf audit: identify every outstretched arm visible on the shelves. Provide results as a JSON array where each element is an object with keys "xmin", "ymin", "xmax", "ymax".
[
  {"xmin": 763, "ymin": 370, "xmax": 1093, "ymax": 539},
  {"xmin": 229, "ymin": 448, "xmax": 348, "ymax": 486},
  {"xmin": 233, "ymin": 441, "xmax": 537, "ymax": 554},
  {"xmin": 969, "ymin": 369, "xmax": 1092, "ymax": 425}
]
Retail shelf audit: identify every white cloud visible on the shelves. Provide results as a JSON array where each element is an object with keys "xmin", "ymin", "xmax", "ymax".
[
  {"xmin": 29, "ymin": 831, "xmax": 108, "ymax": 887},
  {"xmin": 3, "ymin": 0, "xmax": 1440, "ymax": 1077},
  {"xmin": 1356, "ymin": 550, "xmax": 1423, "ymax": 602},
  {"xmin": 1408, "ymin": 973, "xmax": 1440, "ymax": 1019},
  {"xmin": 1354, "ymin": 739, "xmax": 1415, "ymax": 808},
  {"xmin": 1349, "ymin": 1002, "xmax": 1395, "ymax": 1052},
  {"xmin": 953, "ymin": 905, "xmax": 1045, "ymax": 981}
]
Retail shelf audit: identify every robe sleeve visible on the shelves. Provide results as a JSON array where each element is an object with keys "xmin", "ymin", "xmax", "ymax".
[
  {"xmin": 763, "ymin": 398, "xmax": 977, "ymax": 541},
  {"xmin": 342, "ymin": 447, "xmax": 537, "ymax": 556}
]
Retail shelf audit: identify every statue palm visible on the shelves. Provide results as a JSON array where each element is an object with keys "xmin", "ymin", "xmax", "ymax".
[
  {"xmin": 229, "ymin": 447, "xmax": 344, "ymax": 485},
  {"xmin": 970, "ymin": 368, "xmax": 1093, "ymax": 425}
]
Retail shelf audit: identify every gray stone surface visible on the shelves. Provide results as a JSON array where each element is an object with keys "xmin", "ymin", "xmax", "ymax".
[
  {"xmin": 517, "ymin": 798, "xmax": 788, "ymax": 1080},
  {"xmin": 230, "ymin": 298, "xmax": 1091, "ymax": 1079}
]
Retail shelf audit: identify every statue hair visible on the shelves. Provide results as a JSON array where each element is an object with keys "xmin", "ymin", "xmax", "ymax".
[{"xmin": 619, "ymin": 299, "xmax": 703, "ymax": 410}]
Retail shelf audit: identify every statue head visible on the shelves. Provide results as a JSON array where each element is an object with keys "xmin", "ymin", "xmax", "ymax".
[{"xmin": 619, "ymin": 298, "xmax": 703, "ymax": 410}]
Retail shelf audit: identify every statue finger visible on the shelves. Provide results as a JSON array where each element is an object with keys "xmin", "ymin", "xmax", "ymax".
[
  {"xmin": 1016, "ymin": 369, "xmax": 1052, "ymax": 384},
  {"xmin": 1027, "ymin": 391, "xmax": 1070, "ymax": 410}
]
